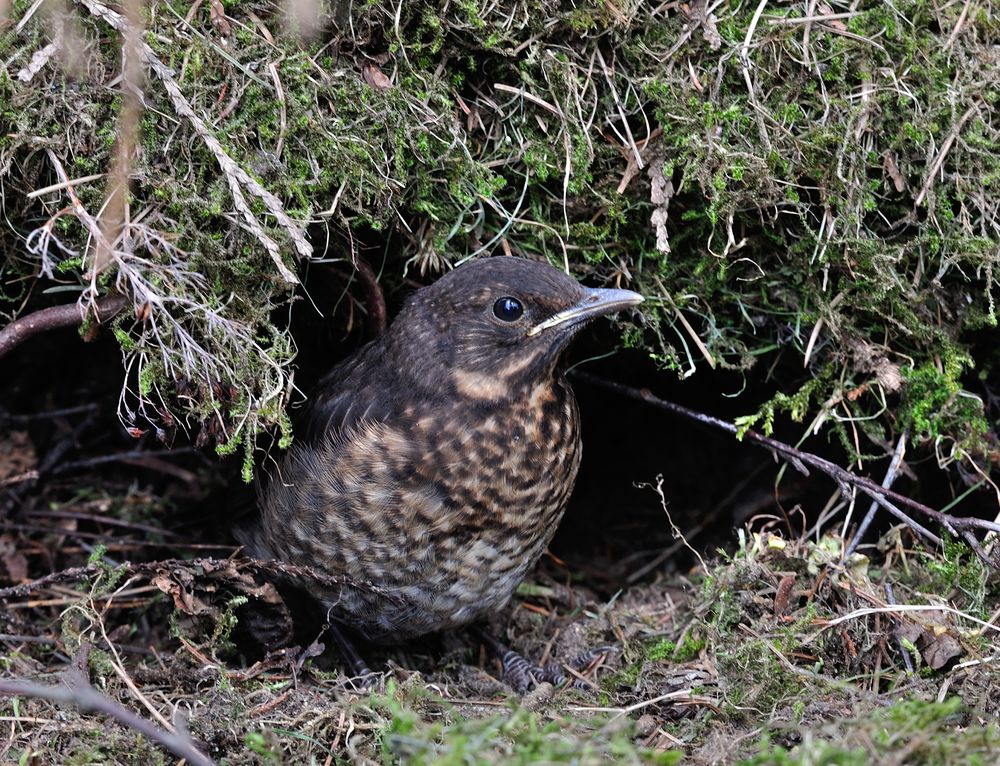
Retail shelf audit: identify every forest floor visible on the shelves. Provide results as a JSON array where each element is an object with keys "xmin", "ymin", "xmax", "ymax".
[{"xmin": 2, "ymin": 394, "xmax": 999, "ymax": 766}]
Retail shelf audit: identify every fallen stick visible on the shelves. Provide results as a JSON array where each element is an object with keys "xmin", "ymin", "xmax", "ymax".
[{"xmin": 572, "ymin": 370, "xmax": 998, "ymax": 566}]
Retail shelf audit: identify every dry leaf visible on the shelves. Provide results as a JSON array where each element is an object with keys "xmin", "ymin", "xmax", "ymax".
[
  {"xmin": 208, "ymin": 0, "xmax": 232, "ymax": 36},
  {"xmin": 895, "ymin": 616, "xmax": 963, "ymax": 670},
  {"xmin": 0, "ymin": 430, "xmax": 37, "ymax": 482},
  {"xmin": 362, "ymin": 63, "xmax": 393, "ymax": 90},
  {"xmin": 773, "ymin": 573, "xmax": 796, "ymax": 616},
  {"xmin": 884, "ymin": 152, "xmax": 906, "ymax": 193},
  {"xmin": 0, "ymin": 534, "xmax": 28, "ymax": 582}
]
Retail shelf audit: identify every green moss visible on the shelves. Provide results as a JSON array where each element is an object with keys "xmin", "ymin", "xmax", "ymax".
[
  {"xmin": 244, "ymin": 732, "xmax": 281, "ymax": 763},
  {"xmin": 647, "ymin": 633, "xmax": 706, "ymax": 663},
  {"xmin": 742, "ymin": 698, "xmax": 1000, "ymax": 766},
  {"xmin": 2, "ymin": 0, "xmax": 996, "ymax": 474},
  {"xmin": 604, "ymin": 661, "xmax": 641, "ymax": 691},
  {"xmin": 366, "ymin": 682, "xmax": 679, "ymax": 765}
]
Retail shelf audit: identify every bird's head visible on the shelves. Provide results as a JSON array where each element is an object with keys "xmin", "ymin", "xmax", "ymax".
[{"xmin": 387, "ymin": 256, "xmax": 643, "ymax": 401}]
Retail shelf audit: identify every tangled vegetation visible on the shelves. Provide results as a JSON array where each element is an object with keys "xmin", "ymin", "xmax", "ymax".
[{"xmin": 2, "ymin": 0, "xmax": 997, "ymax": 478}]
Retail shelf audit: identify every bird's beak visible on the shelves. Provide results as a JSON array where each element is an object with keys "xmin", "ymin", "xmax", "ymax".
[{"xmin": 527, "ymin": 287, "xmax": 644, "ymax": 337}]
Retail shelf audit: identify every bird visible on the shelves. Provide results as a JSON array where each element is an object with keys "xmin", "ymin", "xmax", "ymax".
[{"xmin": 239, "ymin": 256, "xmax": 642, "ymax": 675}]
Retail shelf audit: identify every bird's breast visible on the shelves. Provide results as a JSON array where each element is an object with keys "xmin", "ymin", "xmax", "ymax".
[
  {"xmin": 416, "ymin": 377, "xmax": 582, "ymax": 545},
  {"xmin": 254, "ymin": 375, "xmax": 582, "ymax": 640}
]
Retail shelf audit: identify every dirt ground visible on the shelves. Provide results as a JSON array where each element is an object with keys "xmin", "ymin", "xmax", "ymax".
[{"xmin": 2, "ymin": 345, "xmax": 999, "ymax": 766}]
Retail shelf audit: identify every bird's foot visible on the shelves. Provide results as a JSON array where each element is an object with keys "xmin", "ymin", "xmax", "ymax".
[
  {"xmin": 497, "ymin": 644, "xmax": 567, "ymax": 694},
  {"xmin": 476, "ymin": 628, "xmax": 615, "ymax": 694},
  {"xmin": 561, "ymin": 645, "xmax": 616, "ymax": 689},
  {"xmin": 325, "ymin": 620, "xmax": 381, "ymax": 690}
]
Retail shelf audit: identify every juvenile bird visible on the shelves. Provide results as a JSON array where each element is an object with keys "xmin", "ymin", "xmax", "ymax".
[{"xmin": 241, "ymin": 256, "xmax": 642, "ymax": 662}]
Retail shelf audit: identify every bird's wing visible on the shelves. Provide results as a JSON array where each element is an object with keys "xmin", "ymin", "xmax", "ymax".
[
  {"xmin": 298, "ymin": 387, "xmax": 380, "ymax": 444},
  {"xmin": 295, "ymin": 343, "xmax": 399, "ymax": 445}
]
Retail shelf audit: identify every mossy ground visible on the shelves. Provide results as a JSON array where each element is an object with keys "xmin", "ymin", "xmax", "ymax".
[{"xmin": 2, "ymin": 448, "xmax": 1000, "ymax": 765}]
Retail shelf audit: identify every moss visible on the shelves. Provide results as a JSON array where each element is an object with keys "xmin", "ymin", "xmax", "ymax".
[
  {"xmin": 647, "ymin": 633, "xmax": 706, "ymax": 663},
  {"xmin": 2, "ymin": 0, "xmax": 997, "ymax": 474},
  {"xmin": 244, "ymin": 731, "xmax": 282, "ymax": 762},
  {"xmin": 366, "ymin": 682, "xmax": 679, "ymax": 765},
  {"xmin": 900, "ymin": 355, "xmax": 989, "ymax": 448},
  {"xmin": 742, "ymin": 698, "xmax": 1000, "ymax": 766}
]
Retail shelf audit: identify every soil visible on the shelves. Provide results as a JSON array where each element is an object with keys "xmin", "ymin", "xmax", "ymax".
[{"xmin": 2, "ymin": 332, "xmax": 999, "ymax": 765}]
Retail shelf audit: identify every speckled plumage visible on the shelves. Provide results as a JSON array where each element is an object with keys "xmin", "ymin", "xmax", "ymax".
[{"xmin": 241, "ymin": 256, "xmax": 642, "ymax": 643}]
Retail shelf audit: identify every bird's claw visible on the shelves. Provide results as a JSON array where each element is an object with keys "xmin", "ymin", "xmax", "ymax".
[
  {"xmin": 499, "ymin": 645, "xmax": 616, "ymax": 693},
  {"xmin": 563, "ymin": 645, "xmax": 616, "ymax": 689},
  {"xmin": 499, "ymin": 648, "xmax": 565, "ymax": 694}
]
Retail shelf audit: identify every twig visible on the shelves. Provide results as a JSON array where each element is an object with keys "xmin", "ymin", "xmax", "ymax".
[
  {"xmin": 595, "ymin": 48, "xmax": 642, "ymax": 169},
  {"xmin": 26, "ymin": 172, "xmax": 105, "ymax": 199},
  {"xmin": 0, "ymin": 470, "xmax": 39, "ymax": 487},
  {"xmin": 638, "ymin": 474, "xmax": 707, "ymax": 572},
  {"xmin": 23, "ymin": 508, "xmax": 183, "ymax": 538},
  {"xmin": 267, "ymin": 61, "xmax": 288, "ymax": 159},
  {"xmin": 740, "ymin": 0, "xmax": 773, "ymax": 151},
  {"xmin": 49, "ymin": 447, "xmax": 200, "ymax": 475},
  {"xmin": 570, "ymin": 688, "xmax": 716, "ymax": 717},
  {"xmin": 767, "ymin": 11, "xmax": 859, "ymax": 24},
  {"xmin": 844, "ymin": 430, "xmax": 908, "ymax": 557},
  {"xmin": 0, "ymin": 656, "xmax": 215, "ymax": 766},
  {"xmin": 0, "ymin": 295, "xmax": 128, "ymax": 360},
  {"xmin": 0, "ymin": 403, "xmax": 100, "ymax": 424},
  {"xmin": 821, "ymin": 603, "xmax": 1000, "ymax": 635},
  {"xmin": 350, "ymin": 258, "xmax": 387, "ymax": 337},
  {"xmin": 0, "ymin": 556, "xmax": 400, "ymax": 603},
  {"xmin": 883, "ymin": 582, "xmax": 914, "ymax": 674},
  {"xmin": 913, "ymin": 100, "xmax": 981, "ymax": 209},
  {"xmin": 943, "ymin": 0, "xmax": 974, "ymax": 51},
  {"xmin": 493, "ymin": 83, "xmax": 564, "ymax": 118},
  {"xmin": 571, "ymin": 371, "xmax": 999, "ymax": 565}
]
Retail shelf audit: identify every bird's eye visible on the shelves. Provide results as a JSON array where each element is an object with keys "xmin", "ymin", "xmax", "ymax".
[{"xmin": 492, "ymin": 296, "xmax": 524, "ymax": 322}]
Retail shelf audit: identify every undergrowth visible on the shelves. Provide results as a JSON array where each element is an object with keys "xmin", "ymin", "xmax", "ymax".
[{"xmin": 1, "ymin": 0, "xmax": 997, "ymax": 480}]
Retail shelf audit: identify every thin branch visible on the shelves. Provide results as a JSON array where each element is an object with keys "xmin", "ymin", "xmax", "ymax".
[
  {"xmin": 493, "ymin": 82, "xmax": 564, "ymax": 118},
  {"xmin": 0, "ymin": 556, "xmax": 400, "ymax": 603},
  {"xmin": 595, "ymin": 48, "xmax": 643, "ymax": 169},
  {"xmin": 0, "ymin": 673, "xmax": 214, "ymax": 766},
  {"xmin": 844, "ymin": 431, "xmax": 907, "ymax": 557},
  {"xmin": 884, "ymin": 581, "xmax": 914, "ymax": 674},
  {"xmin": 572, "ymin": 371, "xmax": 999, "ymax": 565},
  {"xmin": 913, "ymin": 100, "xmax": 981, "ymax": 209},
  {"xmin": 0, "ymin": 295, "xmax": 128, "ymax": 360},
  {"xmin": 740, "ymin": 0, "xmax": 772, "ymax": 151}
]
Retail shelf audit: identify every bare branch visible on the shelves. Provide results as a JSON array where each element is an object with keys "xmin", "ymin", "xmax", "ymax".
[
  {"xmin": 0, "ymin": 674, "xmax": 215, "ymax": 766},
  {"xmin": 0, "ymin": 295, "xmax": 128, "ymax": 360},
  {"xmin": 0, "ymin": 556, "xmax": 399, "ymax": 603},
  {"xmin": 572, "ymin": 371, "xmax": 999, "ymax": 566}
]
